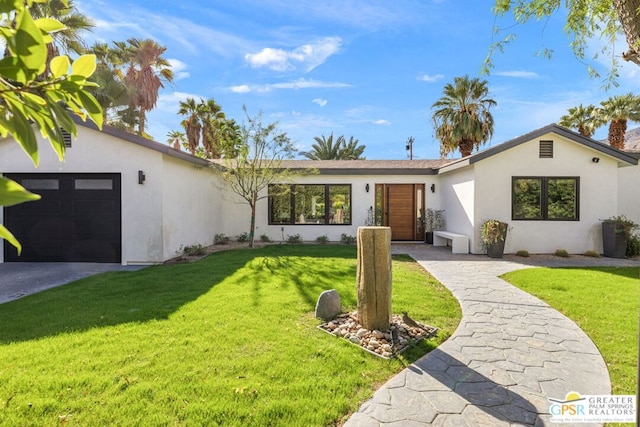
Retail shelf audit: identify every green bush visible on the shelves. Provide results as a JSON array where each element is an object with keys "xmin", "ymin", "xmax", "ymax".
[
  {"xmin": 214, "ymin": 234, "xmax": 230, "ymax": 245},
  {"xmin": 340, "ymin": 233, "xmax": 356, "ymax": 245},
  {"xmin": 180, "ymin": 244, "xmax": 206, "ymax": 256},
  {"xmin": 626, "ymin": 234, "xmax": 640, "ymax": 257},
  {"xmin": 554, "ymin": 249, "xmax": 569, "ymax": 258},
  {"xmin": 316, "ymin": 235, "xmax": 329, "ymax": 244},
  {"xmin": 287, "ymin": 234, "xmax": 302, "ymax": 244},
  {"xmin": 260, "ymin": 234, "xmax": 271, "ymax": 242},
  {"xmin": 515, "ymin": 250, "xmax": 529, "ymax": 257},
  {"xmin": 237, "ymin": 232, "xmax": 249, "ymax": 243},
  {"xmin": 584, "ymin": 250, "xmax": 601, "ymax": 258}
]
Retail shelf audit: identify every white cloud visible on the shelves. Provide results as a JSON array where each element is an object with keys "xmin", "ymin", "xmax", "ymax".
[
  {"xmin": 373, "ymin": 119, "xmax": 391, "ymax": 126},
  {"xmin": 230, "ymin": 85, "xmax": 251, "ymax": 93},
  {"xmin": 168, "ymin": 58, "xmax": 190, "ymax": 81},
  {"xmin": 419, "ymin": 74, "xmax": 444, "ymax": 83},
  {"xmin": 312, "ymin": 98, "xmax": 328, "ymax": 107},
  {"xmin": 494, "ymin": 70, "xmax": 540, "ymax": 78},
  {"xmin": 228, "ymin": 78, "xmax": 350, "ymax": 93},
  {"xmin": 245, "ymin": 37, "xmax": 342, "ymax": 72}
]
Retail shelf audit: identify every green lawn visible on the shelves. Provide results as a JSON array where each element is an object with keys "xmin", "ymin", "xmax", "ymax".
[
  {"xmin": 0, "ymin": 245, "xmax": 460, "ymax": 426},
  {"xmin": 502, "ymin": 267, "xmax": 639, "ymax": 396}
]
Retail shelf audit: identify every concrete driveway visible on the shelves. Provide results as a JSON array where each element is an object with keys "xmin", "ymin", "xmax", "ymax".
[{"xmin": 0, "ymin": 263, "xmax": 145, "ymax": 304}]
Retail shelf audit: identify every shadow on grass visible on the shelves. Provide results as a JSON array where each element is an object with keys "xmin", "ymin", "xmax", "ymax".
[{"xmin": 0, "ymin": 245, "xmax": 357, "ymax": 344}]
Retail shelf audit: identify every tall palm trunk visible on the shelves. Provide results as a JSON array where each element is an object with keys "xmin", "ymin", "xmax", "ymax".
[
  {"xmin": 614, "ymin": 0, "xmax": 640, "ymax": 65},
  {"xmin": 458, "ymin": 140, "xmax": 474, "ymax": 157},
  {"xmin": 608, "ymin": 119, "xmax": 628, "ymax": 149}
]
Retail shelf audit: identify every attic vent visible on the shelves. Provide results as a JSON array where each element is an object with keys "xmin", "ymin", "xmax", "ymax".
[
  {"xmin": 539, "ymin": 140, "xmax": 553, "ymax": 158},
  {"xmin": 61, "ymin": 128, "xmax": 72, "ymax": 148}
]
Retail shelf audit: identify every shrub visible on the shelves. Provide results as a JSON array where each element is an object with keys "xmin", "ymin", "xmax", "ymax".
[
  {"xmin": 626, "ymin": 234, "xmax": 640, "ymax": 257},
  {"xmin": 287, "ymin": 234, "xmax": 302, "ymax": 244},
  {"xmin": 316, "ymin": 235, "xmax": 329, "ymax": 244},
  {"xmin": 340, "ymin": 233, "xmax": 356, "ymax": 245},
  {"xmin": 584, "ymin": 250, "xmax": 601, "ymax": 258},
  {"xmin": 180, "ymin": 244, "xmax": 205, "ymax": 256},
  {"xmin": 480, "ymin": 219, "xmax": 508, "ymax": 249},
  {"xmin": 214, "ymin": 233, "xmax": 230, "ymax": 245},
  {"xmin": 515, "ymin": 250, "xmax": 529, "ymax": 257},
  {"xmin": 237, "ymin": 232, "xmax": 249, "ymax": 243},
  {"xmin": 260, "ymin": 234, "xmax": 271, "ymax": 242},
  {"xmin": 554, "ymin": 249, "xmax": 569, "ymax": 258}
]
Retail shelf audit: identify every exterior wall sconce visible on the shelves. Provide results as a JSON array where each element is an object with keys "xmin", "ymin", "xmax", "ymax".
[
  {"xmin": 430, "ymin": 184, "xmax": 435, "ymax": 193},
  {"xmin": 592, "ymin": 157, "xmax": 600, "ymax": 163},
  {"xmin": 138, "ymin": 170, "xmax": 146, "ymax": 184},
  {"xmin": 365, "ymin": 183, "xmax": 370, "ymax": 193}
]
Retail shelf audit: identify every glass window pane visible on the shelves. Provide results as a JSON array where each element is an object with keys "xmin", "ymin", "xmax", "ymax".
[
  {"xmin": 294, "ymin": 185, "xmax": 325, "ymax": 224},
  {"xmin": 547, "ymin": 178, "xmax": 577, "ymax": 220},
  {"xmin": 21, "ymin": 179, "xmax": 59, "ymax": 190},
  {"xmin": 513, "ymin": 178, "xmax": 542, "ymax": 219},
  {"xmin": 269, "ymin": 184, "xmax": 291, "ymax": 224},
  {"xmin": 75, "ymin": 179, "xmax": 113, "ymax": 190},
  {"xmin": 375, "ymin": 184, "xmax": 383, "ymax": 226},
  {"xmin": 329, "ymin": 185, "xmax": 351, "ymax": 224}
]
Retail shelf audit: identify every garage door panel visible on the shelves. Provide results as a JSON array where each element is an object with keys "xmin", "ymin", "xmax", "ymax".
[{"xmin": 4, "ymin": 173, "xmax": 121, "ymax": 263}]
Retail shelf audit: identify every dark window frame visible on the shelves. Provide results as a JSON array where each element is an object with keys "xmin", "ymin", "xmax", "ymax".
[
  {"xmin": 512, "ymin": 176, "xmax": 580, "ymax": 221},
  {"xmin": 268, "ymin": 184, "xmax": 352, "ymax": 225}
]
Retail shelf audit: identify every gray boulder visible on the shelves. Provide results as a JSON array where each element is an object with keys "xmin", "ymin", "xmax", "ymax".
[{"xmin": 315, "ymin": 289, "xmax": 341, "ymax": 321}]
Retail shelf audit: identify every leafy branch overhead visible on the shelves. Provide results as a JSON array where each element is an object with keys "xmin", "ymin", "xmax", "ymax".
[{"xmin": 0, "ymin": 0, "xmax": 102, "ymax": 253}]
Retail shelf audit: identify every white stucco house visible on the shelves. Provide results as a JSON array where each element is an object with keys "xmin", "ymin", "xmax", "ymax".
[{"xmin": 0, "ymin": 119, "xmax": 637, "ymax": 264}]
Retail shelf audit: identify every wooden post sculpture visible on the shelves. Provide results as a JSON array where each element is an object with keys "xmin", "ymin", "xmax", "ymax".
[{"xmin": 356, "ymin": 226, "xmax": 392, "ymax": 331}]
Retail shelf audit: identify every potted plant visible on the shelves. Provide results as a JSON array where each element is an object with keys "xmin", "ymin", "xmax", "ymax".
[
  {"xmin": 423, "ymin": 209, "xmax": 445, "ymax": 244},
  {"xmin": 481, "ymin": 219, "xmax": 508, "ymax": 258},
  {"xmin": 602, "ymin": 215, "xmax": 638, "ymax": 258}
]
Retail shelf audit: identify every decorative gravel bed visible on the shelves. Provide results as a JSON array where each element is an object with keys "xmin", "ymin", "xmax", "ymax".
[{"xmin": 318, "ymin": 311, "xmax": 438, "ymax": 359}]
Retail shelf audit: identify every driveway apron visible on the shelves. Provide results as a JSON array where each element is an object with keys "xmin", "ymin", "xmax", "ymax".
[{"xmin": 346, "ymin": 245, "xmax": 638, "ymax": 427}]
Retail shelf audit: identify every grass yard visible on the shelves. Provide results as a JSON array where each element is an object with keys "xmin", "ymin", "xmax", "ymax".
[
  {"xmin": 0, "ymin": 245, "xmax": 460, "ymax": 426},
  {"xmin": 502, "ymin": 267, "xmax": 639, "ymax": 396}
]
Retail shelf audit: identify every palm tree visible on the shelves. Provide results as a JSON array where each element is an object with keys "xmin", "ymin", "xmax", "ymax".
[
  {"xmin": 30, "ymin": 0, "xmax": 94, "ymax": 65},
  {"xmin": 340, "ymin": 136, "xmax": 366, "ymax": 159},
  {"xmin": 199, "ymin": 98, "xmax": 227, "ymax": 158},
  {"xmin": 87, "ymin": 43, "xmax": 129, "ymax": 122},
  {"xmin": 167, "ymin": 130, "xmax": 186, "ymax": 151},
  {"xmin": 121, "ymin": 38, "xmax": 174, "ymax": 135},
  {"xmin": 431, "ymin": 75, "xmax": 496, "ymax": 157},
  {"xmin": 559, "ymin": 104, "xmax": 602, "ymax": 138},
  {"xmin": 301, "ymin": 134, "xmax": 345, "ymax": 160},
  {"xmin": 600, "ymin": 93, "xmax": 640, "ymax": 149},
  {"xmin": 178, "ymin": 98, "xmax": 202, "ymax": 154}
]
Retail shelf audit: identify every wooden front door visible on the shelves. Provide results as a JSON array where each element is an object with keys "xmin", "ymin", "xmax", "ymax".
[{"xmin": 375, "ymin": 184, "xmax": 425, "ymax": 241}]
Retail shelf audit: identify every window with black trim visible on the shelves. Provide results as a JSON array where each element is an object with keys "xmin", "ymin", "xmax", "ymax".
[
  {"xmin": 512, "ymin": 177, "xmax": 579, "ymax": 220},
  {"xmin": 268, "ymin": 184, "xmax": 351, "ymax": 225}
]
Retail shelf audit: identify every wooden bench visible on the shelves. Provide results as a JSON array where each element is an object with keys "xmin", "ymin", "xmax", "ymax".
[{"xmin": 433, "ymin": 231, "xmax": 469, "ymax": 254}]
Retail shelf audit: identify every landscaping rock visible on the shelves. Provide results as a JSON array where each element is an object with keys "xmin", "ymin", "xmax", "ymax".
[{"xmin": 314, "ymin": 289, "xmax": 341, "ymax": 321}]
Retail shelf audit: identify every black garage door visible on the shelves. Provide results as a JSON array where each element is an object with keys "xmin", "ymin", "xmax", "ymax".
[{"xmin": 4, "ymin": 173, "xmax": 121, "ymax": 263}]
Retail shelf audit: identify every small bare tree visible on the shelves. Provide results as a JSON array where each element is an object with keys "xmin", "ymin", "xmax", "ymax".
[{"xmin": 218, "ymin": 108, "xmax": 298, "ymax": 247}]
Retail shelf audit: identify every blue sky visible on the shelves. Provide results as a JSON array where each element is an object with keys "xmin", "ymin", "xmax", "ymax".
[{"xmin": 78, "ymin": 0, "xmax": 640, "ymax": 159}]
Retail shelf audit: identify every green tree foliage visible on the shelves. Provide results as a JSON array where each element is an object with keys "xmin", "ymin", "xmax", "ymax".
[
  {"xmin": 218, "ymin": 108, "xmax": 299, "ymax": 247},
  {"xmin": 178, "ymin": 97, "xmax": 241, "ymax": 158},
  {"xmin": 87, "ymin": 42, "xmax": 130, "ymax": 122},
  {"xmin": 301, "ymin": 134, "xmax": 366, "ymax": 160},
  {"xmin": 558, "ymin": 104, "xmax": 602, "ymax": 137},
  {"xmin": 0, "ymin": 0, "xmax": 102, "ymax": 252},
  {"xmin": 487, "ymin": 0, "xmax": 640, "ymax": 86},
  {"xmin": 431, "ymin": 75, "xmax": 496, "ymax": 157},
  {"xmin": 600, "ymin": 93, "xmax": 640, "ymax": 149},
  {"xmin": 166, "ymin": 130, "xmax": 186, "ymax": 150}
]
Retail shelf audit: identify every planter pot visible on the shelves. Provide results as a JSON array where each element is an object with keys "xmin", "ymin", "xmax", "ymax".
[
  {"xmin": 602, "ymin": 221, "xmax": 628, "ymax": 258},
  {"xmin": 425, "ymin": 231, "xmax": 433, "ymax": 244},
  {"xmin": 485, "ymin": 222, "xmax": 508, "ymax": 258}
]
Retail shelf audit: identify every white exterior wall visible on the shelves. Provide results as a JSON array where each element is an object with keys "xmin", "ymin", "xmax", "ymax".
[
  {"xmin": 437, "ymin": 166, "xmax": 476, "ymax": 250},
  {"xmin": 472, "ymin": 133, "xmax": 620, "ymax": 254},
  {"xmin": 618, "ymin": 163, "xmax": 640, "ymax": 226},
  {"xmin": 231, "ymin": 174, "xmax": 439, "ymax": 242},
  {"xmin": 160, "ymin": 156, "xmax": 222, "ymax": 261}
]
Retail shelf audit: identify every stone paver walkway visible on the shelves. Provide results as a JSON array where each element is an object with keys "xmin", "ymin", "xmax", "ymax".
[{"xmin": 346, "ymin": 245, "xmax": 639, "ymax": 427}]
